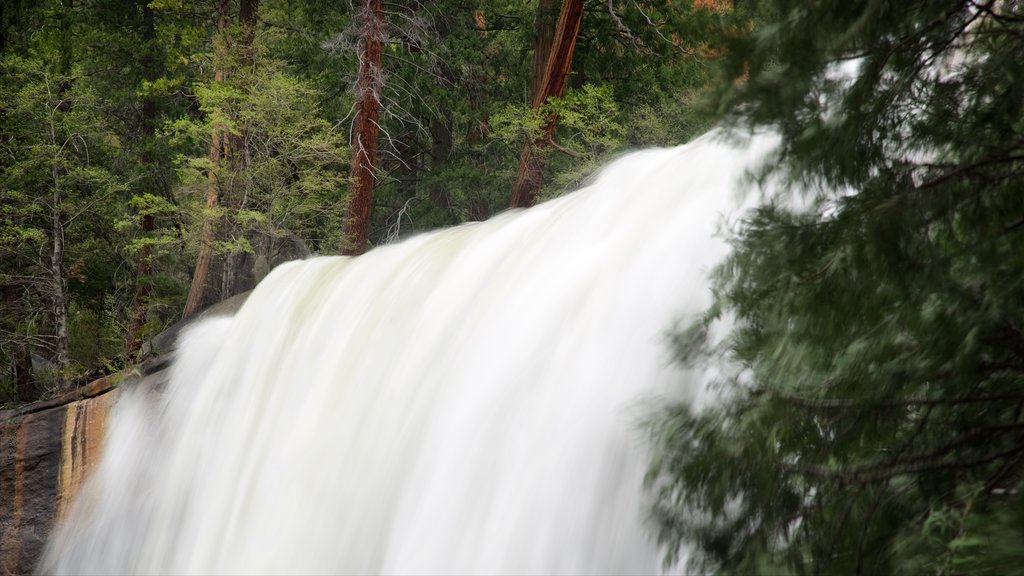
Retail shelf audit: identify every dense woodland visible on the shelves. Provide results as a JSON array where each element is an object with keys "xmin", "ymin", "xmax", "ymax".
[
  {"xmin": 0, "ymin": 0, "xmax": 744, "ymax": 400},
  {"xmin": 4, "ymin": 0, "xmax": 1024, "ymax": 573}
]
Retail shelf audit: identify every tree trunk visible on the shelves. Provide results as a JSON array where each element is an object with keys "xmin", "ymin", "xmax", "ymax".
[
  {"xmin": 125, "ymin": 2, "xmax": 159, "ymax": 356},
  {"xmin": 530, "ymin": 0, "xmax": 557, "ymax": 105},
  {"xmin": 182, "ymin": 0, "xmax": 231, "ymax": 320},
  {"xmin": 45, "ymin": 84, "xmax": 70, "ymax": 388},
  {"xmin": 467, "ymin": 10, "xmax": 491, "ymax": 147},
  {"xmin": 239, "ymin": 0, "xmax": 258, "ymax": 35},
  {"xmin": 49, "ymin": 176, "xmax": 69, "ymax": 388},
  {"xmin": 509, "ymin": 0, "xmax": 583, "ymax": 209},
  {"xmin": 342, "ymin": 0, "xmax": 383, "ymax": 256},
  {"xmin": 182, "ymin": 107, "xmax": 224, "ymax": 320},
  {"xmin": 222, "ymin": 0, "xmax": 259, "ymax": 298}
]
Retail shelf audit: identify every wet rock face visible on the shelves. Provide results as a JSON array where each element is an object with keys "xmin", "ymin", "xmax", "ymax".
[
  {"xmin": 0, "ymin": 405, "xmax": 65, "ymax": 575},
  {"xmin": 0, "ymin": 379, "xmax": 118, "ymax": 575},
  {"xmin": 0, "ymin": 290, "xmax": 243, "ymax": 575},
  {"xmin": 0, "ymin": 360, "xmax": 166, "ymax": 575}
]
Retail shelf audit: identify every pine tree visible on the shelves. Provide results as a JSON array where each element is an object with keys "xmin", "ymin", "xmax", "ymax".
[
  {"xmin": 0, "ymin": 55, "xmax": 123, "ymax": 392},
  {"xmin": 648, "ymin": 1, "xmax": 1024, "ymax": 573}
]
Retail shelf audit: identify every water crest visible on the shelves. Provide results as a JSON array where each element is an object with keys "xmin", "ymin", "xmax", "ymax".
[{"xmin": 42, "ymin": 131, "xmax": 778, "ymax": 575}]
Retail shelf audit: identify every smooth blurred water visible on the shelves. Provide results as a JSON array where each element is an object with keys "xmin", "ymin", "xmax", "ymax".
[{"xmin": 42, "ymin": 130, "xmax": 778, "ymax": 575}]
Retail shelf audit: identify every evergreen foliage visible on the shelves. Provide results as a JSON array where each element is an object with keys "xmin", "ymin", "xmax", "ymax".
[
  {"xmin": 167, "ymin": 51, "xmax": 348, "ymax": 256},
  {"xmin": 648, "ymin": 1, "xmax": 1024, "ymax": 573},
  {"xmin": 0, "ymin": 53, "xmax": 126, "ymax": 391},
  {"xmin": 2, "ymin": 0, "xmax": 745, "ymax": 400}
]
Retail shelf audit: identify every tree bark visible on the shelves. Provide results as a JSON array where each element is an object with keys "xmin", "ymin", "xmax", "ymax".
[
  {"xmin": 239, "ymin": 0, "xmax": 258, "ymax": 35},
  {"xmin": 530, "ymin": 0, "xmax": 557, "ymax": 105},
  {"xmin": 46, "ymin": 79, "xmax": 70, "ymax": 389},
  {"xmin": 183, "ymin": 0, "xmax": 231, "ymax": 320},
  {"xmin": 222, "ymin": 0, "xmax": 259, "ymax": 299},
  {"xmin": 49, "ymin": 169, "xmax": 69, "ymax": 388},
  {"xmin": 125, "ymin": 2, "xmax": 158, "ymax": 356},
  {"xmin": 466, "ymin": 9, "xmax": 491, "ymax": 147},
  {"xmin": 342, "ymin": 0, "xmax": 383, "ymax": 256},
  {"xmin": 182, "ymin": 104, "xmax": 224, "ymax": 320},
  {"xmin": 509, "ymin": 0, "xmax": 583, "ymax": 209}
]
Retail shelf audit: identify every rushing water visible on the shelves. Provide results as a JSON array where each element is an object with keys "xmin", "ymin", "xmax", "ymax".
[{"xmin": 42, "ymin": 131, "xmax": 779, "ymax": 575}]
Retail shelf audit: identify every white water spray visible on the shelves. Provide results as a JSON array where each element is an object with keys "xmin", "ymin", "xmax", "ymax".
[{"xmin": 42, "ymin": 131, "xmax": 778, "ymax": 575}]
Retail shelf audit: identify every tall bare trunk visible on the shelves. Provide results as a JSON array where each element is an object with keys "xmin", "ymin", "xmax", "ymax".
[
  {"xmin": 49, "ymin": 172, "xmax": 69, "ymax": 388},
  {"xmin": 509, "ymin": 0, "xmax": 583, "ymax": 209},
  {"xmin": 183, "ymin": 0, "xmax": 231, "ymax": 320},
  {"xmin": 342, "ymin": 0, "xmax": 383, "ymax": 256},
  {"xmin": 182, "ymin": 102, "xmax": 224, "ymax": 320},
  {"xmin": 530, "ymin": 0, "xmax": 557, "ymax": 104},
  {"xmin": 45, "ymin": 85, "xmax": 70, "ymax": 388},
  {"xmin": 39, "ymin": 0, "xmax": 75, "ymax": 389},
  {"xmin": 125, "ymin": 2, "xmax": 158, "ymax": 355},
  {"xmin": 222, "ymin": 0, "xmax": 259, "ymax": 298}
]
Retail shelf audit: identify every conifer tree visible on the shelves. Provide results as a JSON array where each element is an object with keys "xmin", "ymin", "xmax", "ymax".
[
  {"xmin": 0, "ymin": 56, "xmax": 122, "ymax": 392},
  {"xmin": 648, "ymin": 1, "xmax": 1024, "ymax": 573}
]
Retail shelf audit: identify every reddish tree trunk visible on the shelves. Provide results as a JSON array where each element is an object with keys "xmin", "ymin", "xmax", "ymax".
[
  {"xmin": 342, "ymin": 0, "xmax": 383, "ymax": 256},
  {"xmin": 182, "ymin": 120, "xmax": 223, "ymax": 320},
  {"xmin": 221, "ymin": 0, "xmax": 259, "ymax": 299},
  {"xmin": 183, "ymin": 0, "xmax": 231, "ymax": 320},
  {"xmin": 509, "ymin": 0, "xmax": 583, "ymax": 209}
]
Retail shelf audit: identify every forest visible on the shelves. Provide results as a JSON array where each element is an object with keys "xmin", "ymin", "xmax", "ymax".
[
  {"xmin": 0, "ymin": 0, "xmax": 741, "ymax": 400},
  {"xmin": 4, "ymin": 0, "xmax": 1024, "ymax": 573}
]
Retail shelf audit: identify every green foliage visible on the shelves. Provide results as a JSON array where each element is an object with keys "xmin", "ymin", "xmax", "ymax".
[
  {"xmin": 1, "ymin": 0, "xmax": 754, "ymax": 397},
  {"xmin": 487, "ymin": 82, "xmax": 629, "ymax": 201},
  {"xmin": 67, "ymin": 300, "xmax": 124, "ymax": 371},
  {"xmin": 167, "ymin": 50, "xmax": 348, "ymax": 256},
  {"xmin": 648, "ymin": 1, "xmax": 1024, "ymax": 573},
  {"xmin": 0, "ymin": 52, "xmax": 126, "ymax": 386}
]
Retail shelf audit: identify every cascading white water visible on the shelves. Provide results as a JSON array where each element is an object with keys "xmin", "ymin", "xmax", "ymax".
[{"xmin": 42, "ymin": 130, "xmax": 779, "ymax": 575}]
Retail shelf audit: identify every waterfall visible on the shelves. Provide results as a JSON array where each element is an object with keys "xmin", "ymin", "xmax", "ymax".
[{"xmin": 42, "ymin": 130, "xmax": 778, "ymax": 575}]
